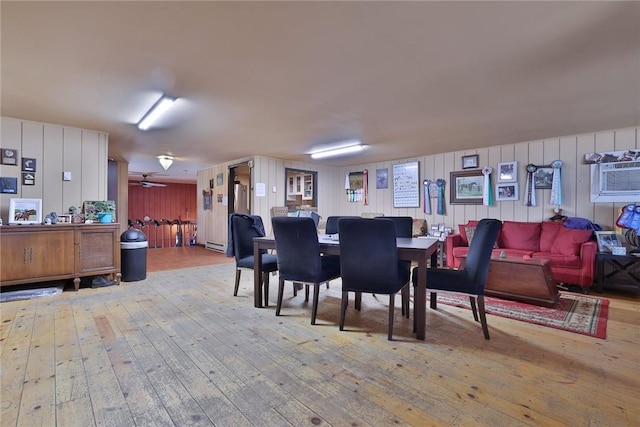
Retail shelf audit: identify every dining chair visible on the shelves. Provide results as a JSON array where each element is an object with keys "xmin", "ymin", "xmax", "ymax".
[
  {"xmin": 325, "ymin": 216, "xmax": 360, "ymax": 235},
  {"xmin": 229, "ymin": 214, "xmax": 279, "ymax": 306},
  {"xmin": 412, "ymin": 218, "xmax": 502, "ymax": 339},
  {"xmin": 374, "ymin": 216, "xmax": 413, "ymax": 317},
  {"xmin": 338, "ymin": 218, "xmax": 411, "ymax": 340},
  {"xmin": 272, "ymin": 216, "xmax": 342, "ymax": 324}
]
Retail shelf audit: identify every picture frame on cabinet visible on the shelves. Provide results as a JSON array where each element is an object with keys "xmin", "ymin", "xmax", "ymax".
[
  {"xmin": 8, "ymin": 198, "xmax": 42, "ymax": 224},
  {"xmin": 595, "ymin": 231, "xmax": 623, "ymax": 253}
]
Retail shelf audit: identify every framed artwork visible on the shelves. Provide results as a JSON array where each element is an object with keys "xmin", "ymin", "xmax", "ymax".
[
  {"xmin": 22, "ymin": 158, "xmax": 36, "ymax": 172},
  {"xmin": 496, "ymin": 183, "xmax": 519, "ymax": 201},
  {"xmin": 461, "ymin": 154, "xmax": 479, "ymax": 169},
  {"xmin": 83, "ymin": 200, "xmax": 116, "ymax": 221},
  {"xmin": 1, "ymin": 148, "xmax": 18, "ymax": 165},
  {"xmin": 376, "ymin": 168, "xmax": 388, "ymax": 189},
  {"xmin": 22, "ymin": 172, "xmax": 35, "ymax": 186},
  {"xmin": 216, "ymin": 173, "xmax": 223, "ymax": 186},
  {"xmin": 534, "ymin": 166, "xmax": 554, "ymax": 189},
  {"xmin": 0, "ymin": 177, "xmax": 18, "ymax": 194},
  {"xmin": 8, "ymin": 198, "xmax": 43, "ymax": 224},
  {"xmin": 450, "ymin": 170, "xmax": 483, "ymax": 204},
  {"xmin": 393, "ymin": 161, "xmax": 420, "ymax": 207},
  {"xmin": 595, "ymin": 231, "xmax": 623, "ymax": 253},
  {"xmin": 497, "ymin": 161, "xmax": 517, "ymax": 182}
]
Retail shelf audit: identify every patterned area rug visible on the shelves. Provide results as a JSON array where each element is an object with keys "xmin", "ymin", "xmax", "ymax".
[{"xmin": 431, "ymin": 292, "xmax": 609, "ymax": 339}]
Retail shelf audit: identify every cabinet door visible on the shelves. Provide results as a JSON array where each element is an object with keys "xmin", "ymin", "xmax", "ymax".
[
  {"xmin": 29, "ymin": 230, "xmax": 75, "ymax": 278},
  {"xmin": 77, "ymin": 227, "xmax": 117, "ymax": 273},
  {"xmin": 0, "ymin": 233, "xmax": 32, "ymax": 281}
]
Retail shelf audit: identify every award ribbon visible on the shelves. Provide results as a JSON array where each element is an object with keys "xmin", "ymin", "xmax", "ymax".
[
  {"xmin": 482, "ymin": 167, "xmax": 493, "ymax": 206},
  {"xmin": 363, "ymin": 169, "xmax": 368, "ymax": 205},
  {"xmin": 549, "ymin": 160, "xmax": 563, "ymax": 207},
  {"xmin": 524, "ymin": 164, "xmax": 537, "ymax": 207},
  {"xmin": 436, "ymin": 179, "xmax": 445, "ymax": 215},
  {"xmin": 423, "ymin": 179, "xmax": 432, "ymax": 214}
]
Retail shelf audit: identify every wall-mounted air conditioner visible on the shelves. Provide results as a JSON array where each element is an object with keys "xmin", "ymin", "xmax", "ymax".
[{"xmin": 590, "ymin": 160, "xmax": 640, "ymax": 202}]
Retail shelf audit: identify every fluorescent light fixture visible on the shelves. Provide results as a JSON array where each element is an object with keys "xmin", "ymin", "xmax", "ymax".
[
  {"xmin": 137, "ymin": 95, "xmax": 176, "ymax": 130},
  {"xmin": 157, "ymin": 155, "xmax": 174, "ymax": 171},
  {"xmin": 310, "ymin": 141, "xmax": 364, "ymax": 159}
]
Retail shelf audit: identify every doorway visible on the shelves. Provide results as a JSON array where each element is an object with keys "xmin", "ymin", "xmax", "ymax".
[{"xmin": 228, "ymin": 162, "xmax": 251, "ymax": 216}]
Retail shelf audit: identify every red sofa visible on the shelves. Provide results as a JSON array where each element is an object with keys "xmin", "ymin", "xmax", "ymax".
[{"xmin": 446, "ymin": 220, "xmax": 597, "ymax": 290}]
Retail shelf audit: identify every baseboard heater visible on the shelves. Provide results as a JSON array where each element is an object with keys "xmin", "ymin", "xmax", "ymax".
[{"xmin": 205, "ymin": 241, "xmax": 226, "ymax": 253}]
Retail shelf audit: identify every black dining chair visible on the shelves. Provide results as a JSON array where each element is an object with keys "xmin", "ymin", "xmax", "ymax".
[
  {"xmin": 375, "ymin": 216, "xmax": 414, "ymax": 316},
  {"xmin": 272, "ymin": 216, "xmax": 341, "ymax": 324},
  {"xmin": 229, "ymin": 214, "xmax": 279, "ymax": 306},
  {"xmin": 412, "ymin": 218, "xmax": 501, "ymax": 339},
  {"xmin": 338, "ymin": 218, "xmax": 411, "ymax": 340},
  {"xmin": 325, "ymin": 216, "xmax": 360, "ymax": 235}
]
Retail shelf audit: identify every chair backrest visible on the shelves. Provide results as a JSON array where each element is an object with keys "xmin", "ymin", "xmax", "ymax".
[
  {"xmin": 325, "ymin": 216, "xmax": 360, "ymax": 234},
  {"xmin": 270, "ymin": 206, "xmax": 289, "ymax": 218},
  {"xmin": 374, "ymin": 216, "xmax": 413, "ymax": 238},
  {"xmin": 272, "ymin": 216, "xmax": 322, "ymax": 281},
  {"xmin": 464, "ymin": 218, "xmax": 502, "ymax": 287},
  {"xmin": 338, "ymin": 218, "xmax": 400, "ymax": 293},
  {"xmin": 230, "ymin": 214, "xmax": 266, "ymax": 260}
]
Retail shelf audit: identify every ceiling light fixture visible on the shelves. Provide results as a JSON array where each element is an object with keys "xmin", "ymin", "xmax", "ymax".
[
  {"xmin": 137, "ymin": 95, "xmax": 176, "ymax": 130},
  {"xmin": 157, "ymin": 155, "xmax": 174, "ymax": 171},
  {"xmin": 310, "ymin": 141, "xmax": 364, "ymax": 159}
]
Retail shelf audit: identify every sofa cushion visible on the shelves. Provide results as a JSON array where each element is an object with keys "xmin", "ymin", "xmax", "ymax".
[
  {"xmin": 465, "ymin": 226, "xmax": 499, "ymax": 248},
  {"xmin": 500, "ymin": 221, "xmax": 541, "ymax": 252},
  {"xmin": 492, "ymin": 248, "xmax": 534, "ymax": 257},
  {"xmin": 532, "ymin": 252, "xmax": 582, "ymax": 268},
  {"xmin": 458, "ymin": 221, "xmax": 480, "ymax": 246},
  {"xmin": 539, "ymin": 221, "xmax": 562, "ymax": 253},
  {"xmin": 551, "ymin": 227, "xmax": 593, "ymax": 256}
]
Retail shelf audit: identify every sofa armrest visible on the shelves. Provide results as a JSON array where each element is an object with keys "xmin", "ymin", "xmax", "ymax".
[
  {"xmin": 446, "ymin": 234, "xmax": 465, "ymax": 268},
  {"xmin": 578, "ymin": 241, "xmax": 598, "ymax": 287}
]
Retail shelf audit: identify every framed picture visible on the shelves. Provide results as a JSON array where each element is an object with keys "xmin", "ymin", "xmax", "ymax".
[
  {"xmin": 8, "ymin": 198, "xmax": 43, "ymax": 224},
  {"xmin": 461, "ymin": 154, "xmax": 479, "ymax": 169},
  {"xmin": 216, "ymin": 173, "xmax": 224, "ymax": 186},
  {"xmin": 497, "ymin": 161, "xmax": 517, "ymax": 182},
  {"xmin": 376, "ymin": 168, "xmax": 388, "ymax": 189},
  {"xmin": 496, "ymin": 183, "xmax": 519, "ymax": 201},
  {"xmin": 595, "ymin": 231, "xmax": 623, "ymax": 253},
  {"xmin": 534, "ymin": 166, "xmax": 554, "ymax": 189},
  {"xmin": 393, "ymin": 161, "xmax": 420, "ymax": 207},
  {"xmin": 450, "ymin": 170, "xmax": 483, "ymax": 204},
  {"xmin": 22, "ymin": 158, "xmax": 36, "ymax": 172},
  {"xmin": 22, "ymin": 172, "xmax": 35, "ymax": 185},
  {"xmin": 1, "ymin": 148, "xmax": 18, "ymax": 165},
  {"xmin": 1, "ymin": 177, "xmax": 18, "ymax": 194}
]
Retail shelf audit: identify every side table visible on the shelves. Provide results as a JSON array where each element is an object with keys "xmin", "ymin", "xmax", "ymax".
[{"xmin": 595, "ymin": 252, "xmax": 640, "ymax": 293}]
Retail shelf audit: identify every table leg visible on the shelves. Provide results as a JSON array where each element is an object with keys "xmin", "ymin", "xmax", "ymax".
[
  {"xmin": 415, "ymin": 256, "xmax": 427, "ymax": 340},
  {"xmin": 253, "ymin": 241, "xmax": 263, "ymax": 308}
]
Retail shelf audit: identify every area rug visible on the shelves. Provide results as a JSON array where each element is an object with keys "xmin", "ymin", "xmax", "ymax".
[{"xmin": 428, "ymin": 292, "xmax": 608, "ymax": 339}]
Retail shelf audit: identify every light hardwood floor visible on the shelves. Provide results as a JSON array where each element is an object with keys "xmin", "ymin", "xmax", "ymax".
[{"xmin": 1, "ymin": 246, "xmax": 638, "ymax": 426}]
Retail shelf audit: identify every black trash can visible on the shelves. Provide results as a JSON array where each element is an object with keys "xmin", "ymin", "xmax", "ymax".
[{"xmin": 120, "ymin": 229, "xmax": 148, "ymax": 281}]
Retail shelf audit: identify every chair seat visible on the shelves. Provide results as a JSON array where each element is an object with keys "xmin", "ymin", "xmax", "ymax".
[
  {"xmin": 412, "ymin": 267, "xmax": 484, "ymax": 295},
  {"xmin": 278, "ymin": 258, "xmax": 340, "ymax": 283},
  {"xmin": 237, "ymin": 253, "xmax": 278, "ymax": 271}
]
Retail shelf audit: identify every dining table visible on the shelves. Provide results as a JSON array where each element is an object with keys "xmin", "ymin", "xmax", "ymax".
[{"xmin": 253, "ymin": 234, "xmax": 439, "ymax": 340}]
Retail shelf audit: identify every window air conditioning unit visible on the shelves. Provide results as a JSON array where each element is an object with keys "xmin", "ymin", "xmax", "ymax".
[{"xmin": 590, "ymin": 160, "xmax": 640, "ymax": 202}]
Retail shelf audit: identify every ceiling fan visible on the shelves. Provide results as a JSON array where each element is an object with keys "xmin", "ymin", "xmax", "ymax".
[{"xmin": 130, "ymin": 174, "xmax": 167, "ymax": 188}]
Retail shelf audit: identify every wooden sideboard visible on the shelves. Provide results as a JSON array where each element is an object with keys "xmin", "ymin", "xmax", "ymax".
[{"xmin": 0, "ymin": 223, "xmax": 121, "ymax": 291}]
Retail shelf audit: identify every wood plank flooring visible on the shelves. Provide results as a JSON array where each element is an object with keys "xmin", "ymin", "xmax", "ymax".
[{"xmin": 1, "ymin": 246, "xmax": 638, "ymax": 426}]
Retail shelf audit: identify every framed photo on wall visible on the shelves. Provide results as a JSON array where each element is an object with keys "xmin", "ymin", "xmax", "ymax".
[
  {"xmin": 496, "ymin": 183, "xmax": 519, "ymax": 201},
  {"xmin": 8, "ymin": 198, "xmax": 42, "ymax": 224},
  {"xmin": 497, "ymin": 161, "xmax": 517, "ymax": 182},
  {"xmin": 450, "ymin": 170, "xmax": 483, "ymax": 204},
  {"xmin": 376, "ymin": 168, "xmax": 388, "ymax": 189},
  {"xmin": 534, "ymin": 166, "xmax": 554, "ymax": 189},
  {"xmin": 461, "ymin": 154, "xmax": 479, "ymax": 169},
  {"xmin": 393, "ymin": 161, "xmax": 420, "ymax": 207}
]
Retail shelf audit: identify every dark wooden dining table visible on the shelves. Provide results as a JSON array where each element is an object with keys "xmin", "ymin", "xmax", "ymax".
[{"xmin": 252, "ymin": 234, "xmax": 439, "ymax": 340}]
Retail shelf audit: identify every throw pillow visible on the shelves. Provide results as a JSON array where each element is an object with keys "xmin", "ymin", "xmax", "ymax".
[
  {"xmin": 539, "ymin": 221, "xmax": 562, "ymax": 252},
  {"xmin": 551, "ymin": 227, "xmax": 593, "ymax": 256},
  {"xmin": 458, "ymin": 221, "xmax": 479, "ymax": 246},
  {"xmin": 465, "ymin": 226, "xmax": 499, "ymax": 248}
]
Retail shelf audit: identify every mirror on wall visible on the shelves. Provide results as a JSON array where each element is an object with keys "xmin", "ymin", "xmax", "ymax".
[{"xmin": 285, "ymin": 168, "xmax": 317, "ymax": 211}]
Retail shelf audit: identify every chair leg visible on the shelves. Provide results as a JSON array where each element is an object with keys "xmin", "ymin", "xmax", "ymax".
[
  {"xmin": 305, "ymin": 285, "xmax": 310, "ymax": 302},
  {"xmin": 293, "ymin": 282, "xmax": 298, "ymax": 297},
  {"xmin": 477, "ymin": 296, "xmax": 490, "ymax": 340},
  {"xmin": 430, "ymin": 292, "xmax": 437, "ymax": 309},
  {"xmin": 388, "ymin": 293, "xmax": 395, "ymax": 340},
  {"xmin": 275, "ymin": 279, "xmax": 285, "ymax": 316},
  {"xmin": 310, "ymin": 284, "xmax": 321, "ymax": 325},
  {"xmin": 233, "ymin": 268, "xmax": 241, "ymax": 296},
  {"xmin": 339, "ymin": 291, "xmax": 349, "ymax": 331},
  {"xmin": 469, "ymin": 296, "xmax": 479, "ymax": 322},
  {"xmin": 401, "ymin": 285, "xmax": 410, "ymax": 318},
  {"xmin": 263, "ymin": 272, "xmax": 270, "ymax": 307},
  {"xmin": 355, "ymin": 292, "xmax": 362, "ymax": 311}
]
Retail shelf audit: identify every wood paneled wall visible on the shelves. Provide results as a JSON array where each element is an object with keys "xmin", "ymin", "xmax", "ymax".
[
  {"xmin": 128, "ymin": 182, "xmax": 197, "ymax": 248},
  {"xmin": 197, "ymin": 126, "xmax": 638, "ymax": 250}
]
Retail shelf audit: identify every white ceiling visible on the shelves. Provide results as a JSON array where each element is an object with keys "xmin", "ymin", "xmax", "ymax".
[{"xmin": 2, "ymin": 1, "xmax": 639, "ymax": 183}]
